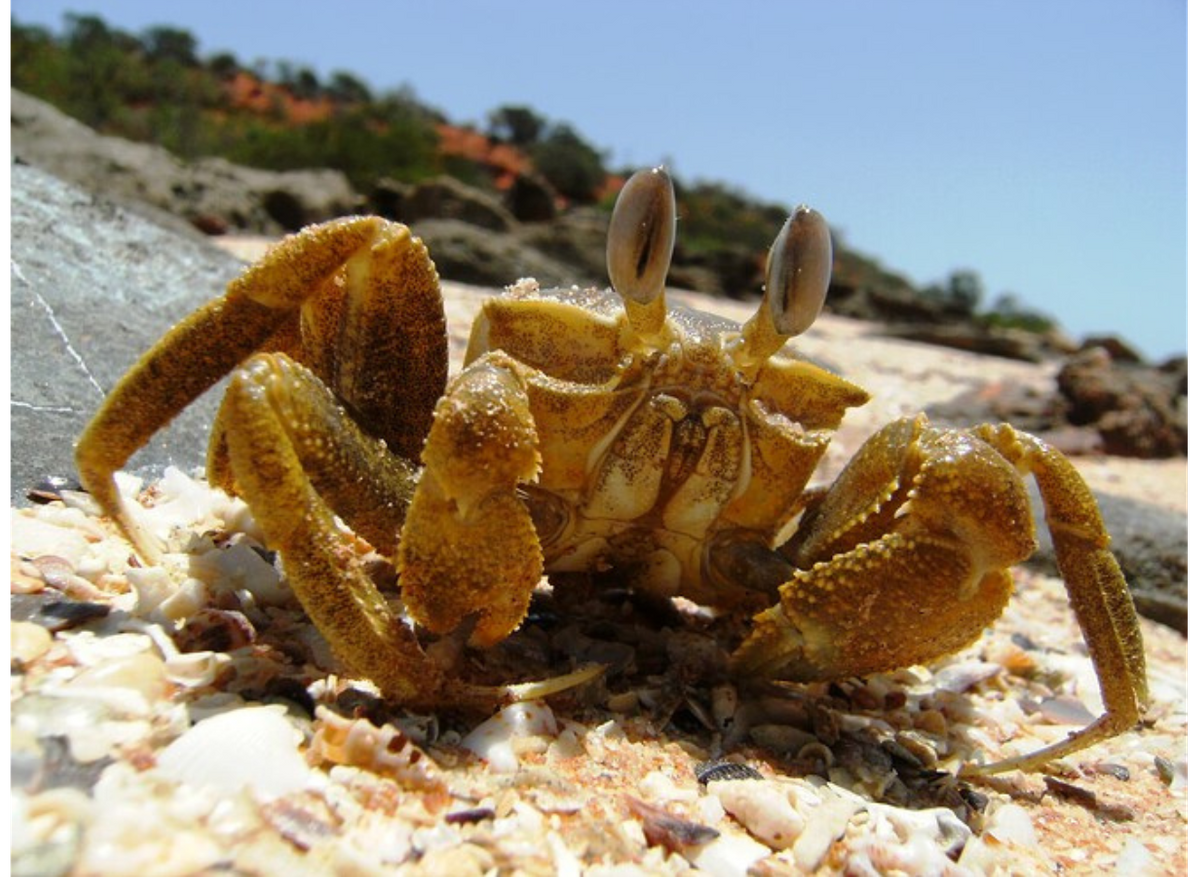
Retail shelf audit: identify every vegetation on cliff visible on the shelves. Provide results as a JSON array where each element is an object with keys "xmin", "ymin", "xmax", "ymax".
[{"xmin": 12, "ymin": 12, "xmax": 1056, "ymax": 335}]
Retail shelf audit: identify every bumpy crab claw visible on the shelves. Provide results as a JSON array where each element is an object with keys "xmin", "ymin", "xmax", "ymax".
[
  {"xmin": 607, "ymin": 166, "xmax": 677, "ymax": 339},
  {"xmin": 731, "ymin": 205, "xmax": 832, "ymax": 373}
]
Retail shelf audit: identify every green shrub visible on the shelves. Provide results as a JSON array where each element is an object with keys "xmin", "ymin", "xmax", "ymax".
[
  {"xmin": 978, "ymin": 293, "xmax": 1057, "ymax": 333},
  {"xmin": 531, "ymin": 124, "xmax": 607, "ymax": 202}
]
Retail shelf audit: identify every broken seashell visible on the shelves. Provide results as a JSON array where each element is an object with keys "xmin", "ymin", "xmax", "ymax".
[
  {"xmin": 462, "ymin": 701, "xmax": 557, "ymax": 774},
  {"xmin": 708, "ymin": 778, "xmax": 806, "ymax": 850}
]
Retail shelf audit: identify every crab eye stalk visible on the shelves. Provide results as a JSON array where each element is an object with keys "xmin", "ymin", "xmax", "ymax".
[
  {"xmin": 732, "ymin": 205, "xmax": 832, "ymax": 371},
  {"xmin": 608, "ymin": 167, "xmax": 676, "ymax": 337},
  {"xmin": 765, "ymin": 206, "xmax": 831, "ymax": 336}
]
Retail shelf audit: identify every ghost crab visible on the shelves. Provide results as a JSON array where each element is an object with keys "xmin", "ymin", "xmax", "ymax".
[{"xmin": 76, "ymin": 168, "xmax": 1146, "ymax": 774}]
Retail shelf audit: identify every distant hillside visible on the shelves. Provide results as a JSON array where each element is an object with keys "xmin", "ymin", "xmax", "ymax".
[{"xmin": 12, "ymin": 11, "xmax": 1061, "ymax": 345}]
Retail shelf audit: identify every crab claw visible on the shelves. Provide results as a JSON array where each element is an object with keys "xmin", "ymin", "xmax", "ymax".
[{"xmin": 607, "ymin": 166, "xmax": 677, "ymax": 339}]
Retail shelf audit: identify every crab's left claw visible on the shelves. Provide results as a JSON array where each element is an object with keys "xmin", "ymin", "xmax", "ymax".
[
  {"xmin": 399, "ymin": 354, "xmax": 546, "ymax": 648},
  {"xmin": 732, "ymin": 416, "xmax": 1148, "ymax": 774}
]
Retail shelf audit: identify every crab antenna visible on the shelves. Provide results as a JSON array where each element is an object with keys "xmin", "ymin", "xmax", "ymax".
[
  {"xmin": 607, "ymin": 167, "xmax": 676, "ymax": 338},
  {"xmin": 731, "ymin": 205, "xmax": 831, "ymax": 372}
]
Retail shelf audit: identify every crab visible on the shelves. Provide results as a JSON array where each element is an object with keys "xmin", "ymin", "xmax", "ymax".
[{"xmin": 75, "ymin": 168, "xmax": 1147, "ymax": 775}]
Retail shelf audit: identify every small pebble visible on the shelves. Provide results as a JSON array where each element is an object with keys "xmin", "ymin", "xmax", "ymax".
[
  {"xmin": 797, "ymin": 741, "xmax": 836, "ymax": 773},
  {"xmin": 445, "ymin": 807, "xmax": 495, "ymax": 825},
  {"xmin": 894, "ymin": 731, "xmax": 939, "ymax": 768},
  {"xmin": 1153, "ymin": 755, "xmax": 1175, "ymax": 785},
  {"xmin": 1094, "ymin": 762, "xmax": 1131, "ymax": 782},
  {"xmin": 606, "ymin": 690, "xmax": 639, "ymax": 713},
  {"xmin": 882, "ymin": 737, "xmax": 924, "ymax": 769},
  {"xmin": 11, "ymin": 621, "xmax": 53, "ymax": 665},
  {"xmin": 1011, "ymin": 632, "xmax": 1039, "ymax": 651},
  {"xmin": 259, "ymin": 795, "xmax": 340, "ymax": 851},
  {"xmin": 38, "ymin": 600, "xmax": 112, "ymax": 632},
  {"xmin": 626, "ymin": 796, "xmax": 719, "ymax": 853},
  {"xmin": 68, "ymin": 652, "xmax": 169, "ymax": 703},
  {"xmin": 913, "ymin": 709, "xmax": 948, "ymax": 737},
  {"xmin": 882, "ymin": 691, "xmax": 908, "ymax": 711},
  {"xmin": 961, "ymin": 787, "xmax": 989, "ymax": 812},
  {"xmin": 33, "ymin": 556, "xmax": 111, "ymax": 601},
  {"xmin": 748, "ymin": 723, "xmax": 812, "ymax": 755}
]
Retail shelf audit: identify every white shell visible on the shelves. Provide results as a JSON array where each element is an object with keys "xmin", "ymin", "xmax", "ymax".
[
  {"xmin": 709, "ymin": 778, "xmax": 808, "ymax": 850},
  {"xmin": 157, "ymin": 705, "xmax": 310, "ymax": 799},
  {"xmin": 190, "ymin": 541, "xmax": 288, "ymax": 607},
  {"xmin": 462, "ymin": 701, "xmax": 557, "ymax": 774},
  {"xmin": 688, "ymin": 830, "xmax": 771, "ymax": 877},
  {"xmin": 10, "ymin": 512, "xmax": 92, "ymax": 567}
]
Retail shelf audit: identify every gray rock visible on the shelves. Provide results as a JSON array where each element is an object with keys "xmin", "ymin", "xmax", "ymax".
[
  {"xmin": 1079, "ymin": 334, "xmax": 1145, "ymax": 364},
  {"xmin": 827, "ymin": 275, "xmax": 960, "ymax": 325},
  {"xmin": 1099, "ymin": 495, "xmax": 1188, "ymax": 635},
  {"xmin": 517, "ymin": 207, "xmax": 609, "ymax": 286},
  {"xmin": 504, "ymin": 172, "xmax": 558, "ymax": 223},
  {"xmin": 881, "ymin": 323, "xmax": 1052, "ymax": 364},
  {"xmin": 1160, "ymin": 355, "xmax": 1187, "ymax": 396},
  {"xmin": 196, "ymin": 157, "xmax": 363, "ymax": 232},
  {"xmin": 11, "ymin": 162, "xmax": 241, "ymax": 504},
  {"xmin": 1029, "ymin": 491, "xmax": 1187, "ymax": 635},
  {"xmin": 927, "ymin": 348, "xmax": 1188, "ymax": 461},
  {"xmin": 926, "ymin": 380, "xmax": 1065, "ymax": 436},
  {"xmin": 11, "ymin": 89, "xmax": 209, "ymax": 238},
  {"xmin": 12, "ymin": 89, "xmax": 362, "ymax": 235},
  {"xmin": 369, "ymin": 177, "xmax": 414, "ymax": 220},
  {"xmin": 675, "ymin": 245, "xmax": 764, "ymax": 300},
  {"xmin": 412, "ymin": 219, "xmax": 579, "ymax": 288},
  {"xmin": 665, "ymin": 264, "xmax": 725, "ymax": 298},
  {"xmin": 1057, "ymin": 347, "xmax": 1186, "ymax": 458},
  {"xmin": 926, "ymin": 380, "xmax": 1108, "ymax": 458},
  {"xmin": 404, "ymin": 175, "xmax": 517, "ymax": 232}
]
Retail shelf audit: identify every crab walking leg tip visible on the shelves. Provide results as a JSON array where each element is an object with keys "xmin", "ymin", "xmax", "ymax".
[{"xmin": 499, "ymin": 663, "xmax": 607, "ymax": 703}]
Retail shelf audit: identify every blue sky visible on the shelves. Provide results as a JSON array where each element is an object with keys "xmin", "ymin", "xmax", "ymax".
[{"xmin": 11, "ymin": 0, "xmax": 1186, "ymax": 359}]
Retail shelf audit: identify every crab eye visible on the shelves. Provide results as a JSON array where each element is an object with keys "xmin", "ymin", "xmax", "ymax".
[
  {"xmin": 730, "ymin": 204, "xmax": 832, "ymax": 373},
  {"xmin": 764, "ymin": 205, "xmax": 831, "ymax": 337},
  {"xmin": 607, "ymin": 167, "xmax": 676, "ymax": 307}
]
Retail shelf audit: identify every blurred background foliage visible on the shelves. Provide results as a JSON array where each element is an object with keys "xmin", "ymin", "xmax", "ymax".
[{"xmin": 12, "ymin": 12, "xmax": 1056, "ymax": 333}]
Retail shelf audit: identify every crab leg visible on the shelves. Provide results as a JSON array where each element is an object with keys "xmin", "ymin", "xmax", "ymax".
[
  {"xmin": 732, "ymin": 415, "xmax": 1147, "ymax": 773},
  {"xmin": 75, "ymin": 217, "xmax": 447, "ymax": 561},
  {"xmin": 964, "ymin": 424, "xmax": 1148, "ymax": 774},
  {"xmin": 217, "ymin": 351, "xmax": 449, "ymax": 706},
  {"xmin": 76, "ymin": 292, "xmax": 292, "ymax": 561},
  {"xmin": 214, "ymin": 350, "xmax": 602, "ymax": 707}
]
